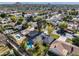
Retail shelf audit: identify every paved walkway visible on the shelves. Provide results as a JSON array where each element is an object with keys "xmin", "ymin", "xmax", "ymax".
[{"xmin": 57, "ymin": 35, "xmax": 67, "ymax": 41}]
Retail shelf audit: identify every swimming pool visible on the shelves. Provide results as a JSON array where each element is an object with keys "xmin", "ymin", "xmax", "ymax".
[
  {"xmin": 15, "ymin": 34, "xmax": 22, "ymax": 40},
  {"xmin": 27, "ymin": 44, "xmax": 32, "ymax": 48},
  {"xmin": 26, "ymin": 40, "xmax": 33, "ymax": 49}
]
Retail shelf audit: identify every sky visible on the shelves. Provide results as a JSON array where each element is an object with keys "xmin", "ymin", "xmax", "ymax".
[{"xmin": 0, "ymin": 2, "xmax": 79, "ymax": 4}]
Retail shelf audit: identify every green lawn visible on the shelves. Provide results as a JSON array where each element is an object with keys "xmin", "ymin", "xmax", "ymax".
[
  {"xmin": 66, "ymin": 38, "xmax": 73, "ymax": 44},
  {"xmin": 76, "ymin": 31, "xmax": 79, "ymax": 34},
  {"xmin": 27, "ymin": 43, "xmax": 49, "ymax": 56},
  {"xmin": 50, "ymin": 34, "xmax": 60, "ymax": 39}
]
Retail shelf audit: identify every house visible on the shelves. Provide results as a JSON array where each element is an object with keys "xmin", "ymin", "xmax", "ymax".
[
  {"xmin": 0, "ymin": 33, "xmax": 7, "ymax": 46},
  {"xmin": 40, "ymin": 33, "xmax": 54, "ymax": 44},
  {"xmin": 21, "ymin": 27, "xmax": 34, "ymax": 35},
  {"xmin": 24, "ymin": 14, "xmax": 33, "ymax": 22},
  {"xmin": 15, "ymin": 24, "xmax": 23, "ymax": 30},
  {"xmin": 0, "ymin": 46, "xmax": 10, "ymax": 56},
  {"xmin": 3, "ymin": 29, "xmax": 15, "ymax": 34},
  {"xmin": 11, "ymin": 12, "xmax": 22, "ymax": 17},
  {"xmin": 11, "ymin": 33, "xmax": 26, "ymax": 45},
  {"xmin": 49, "ymin": 40, "xmax": 79, "ymax": 56},
  {"xmin": 72, "ymin": 18, "xmax": 79, "ymax": 22},
  {"xmin": 29, "ymin": 22, "xmax": 37, "ymax": 28},
  {"xmin": 0, "ymin": 18, "xmax": 11, "ymax": 24},
  {"xmin": 49, "ymin": 14, "xmax": 64, "ymax": 21},
  {"xmin": 49, "ymin": 41, "xmax": 68, "ymax": 56},
  {"xmin": 0, "ymin": 33, "xmax": 10, "ymax": 56},
  {"xmin": 26, "ymin": 31, "xmax": 41, "ymax": 39},
  {"xmin": 26, "ymin": 31, "xmax": 54, "ymax": 45},
  {"xmin": 46, "ymin": 14, "xmax": 62, "ymax": 26},
  {"xmin": 67, "ymin": 22, "xmax": 78, "ymax": 31}
]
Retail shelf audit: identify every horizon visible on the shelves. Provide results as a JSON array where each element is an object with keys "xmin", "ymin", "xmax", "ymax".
[{"xmin": 0, "ymin": 2, "xmax": 79, "ymax": 4}]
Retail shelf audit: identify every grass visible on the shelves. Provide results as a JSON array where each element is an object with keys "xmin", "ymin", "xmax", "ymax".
[
  {"xmin": 33, "ymin": 44, "xmax": 44, "ymax": 56},
  {"xmin": 27, "ymin": 43, "xmax": 49, "ymax": 56},
  {"xmin": 76, "ymin": 31, "xmax": 79, "ymax": 34},
  {"xmin": 66, "ymin": 38, "xmax": 73, "ymax": 44},
  {"xmin": 33, "ymin": 44, "xmax": 48, "ymax": 56},
  {"xmin": 50, "ymin": 34, "xmax": 60, "ymax": 39}
]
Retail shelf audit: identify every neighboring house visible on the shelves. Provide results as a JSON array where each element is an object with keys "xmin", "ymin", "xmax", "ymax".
[
  {"xmin": 49, "ymin": 14, "xmax": 64, "ymax": 21},
  {"xmin": 1, "ymin": 18, "xmax": 9, "ymax": 24},
  {"xmin": 0, "ymin": 33, "xmax": 10, "ymax": 56},
  {"xmin": 49, "ymin": 40, "xmax": 79, "ymax": 56},
  {"xmin": 49, "ymin": 41, "xmax": 68, "ymax": 56},
  {"xmin": 11, "ymin": 12, "xmax": 22, "ymax": 17},
  {"xmin": 24, "ymin": 14, "xmax": 33, "ymax": 22},
  {"xmin": 21, "ymin": 27, "xmax": 34, "ymax": 35},
  {"xmin": 0, "ymin": 46, "xmax": 10, "ymax": 56},
  {"xmin": 0, "ymin": 33, "xmax": 7, "ymax": 46},
  {"xmin": 11, "ymin": 33, "xmax": 26, "ymax": 45},
  {"xmin": 15, "ymin": 24, "xmax": 23, "ymax": 30},
  {"xmin": 3, "ymin": 29, "xmax": 15, "ymax": 34},
  {"xmin": 30, "ymin": 22, "xmax": 37, "ymax": 28},
  {"xmin": 67, "ymin": 22, "xmax": 78, "ymax": 31},
  {"xmin": 46, "ymin": 14, "xmax": 62, "ymax": 26}
]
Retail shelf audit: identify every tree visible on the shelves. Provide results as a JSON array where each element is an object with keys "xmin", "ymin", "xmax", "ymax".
[
  {"xmin": 47, "ymin": 23, "xmax": 53, "ymax": 35},
  {"xmin": 63, "ymin": 16, "xmax": 73, "ymax": 21},
  {"xmin": 35, "ymin": 16, "xmax": 43, "ymax": 32},
  {"xmin": 58, "ymin": 10, "xmax": 62, "ymax": 14},
  {"xmin": 22, "ymin": 23, "xmax": 28, "ymax": 29},
  {"xmin": 26, "ymin": 16, "xmax": 34, "ymax": 22},
  {"xmin": 22, "ymin": 12, "xmax": 25, "ymax": 17},
  {"xmin": 10, "ymin": 15, "xmax": 17, "ymax": 22},
  {"xmin": 69, "ymin": 9, "xmax": 78, "ymax": 16},
  {"xmin": 0, "ymin": 13, "xmax": 7, "ymax": 18},
  {"xmin": 59, "ymin": 21, "xmax": 68, "ymax": 29},
  {"xmin": 72, "ymin": 37, "xmax": 79, "ymax": 46},
  {"xmin": 0, "ymin": 26, "xmax": 3, "ymax": 33},
  {"xmin": 35, "ymin": 16, "xmax": 43, "ymax": 21},
  {"xmin": 42, "ymin": 20, "xmax": 47, "ymax": 28},
  {"xmin": 59, "ymin": 21, "xmax": 68, "ymax": 35},
  {"xmin": 17, "ymin": 17, "xmax": 24, "ymax": 25}
]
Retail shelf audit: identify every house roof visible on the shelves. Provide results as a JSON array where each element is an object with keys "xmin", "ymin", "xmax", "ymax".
[
  {"xmin": 49, "ymin": 41, "xmax": 68, "ymax": 56},
  {"xmin": 21, "ymin": 27, "xmax": 34, "ymax": 35},
  {"xmin": 27, "ymin": 31, "xmax": 41, "ymax": 38},
  {"xmin": 41, "ymin": 33, "xmax": 54, "ymax": 44},
  {"xmin": 0, "ymin": 33, "xmax": 7, "ymax": 45}
]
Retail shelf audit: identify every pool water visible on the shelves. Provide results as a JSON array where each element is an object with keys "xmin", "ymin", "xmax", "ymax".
[
  {"xmin": 15, "ymin": 34, "xmax": 22, "ymax": 39},
  {"xmin": 27, "ymin": 45, "xmax": 32, "ymax": 48},
  {"xmin": 26, "ymin": 40, "xmax": 33, "ymax": 49},
  {"xmin": 16, "ymin": 36, "xmax": 20, "ymax": 39}
]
